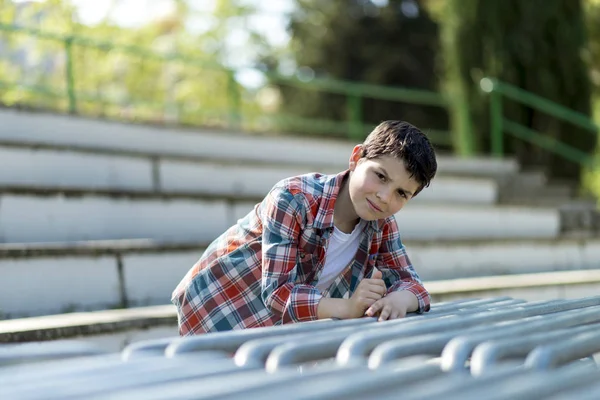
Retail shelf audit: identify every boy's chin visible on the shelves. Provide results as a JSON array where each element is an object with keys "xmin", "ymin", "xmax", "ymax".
[{"xmin": 356, "ymin": 210, "xmax": 381, "ymax": 221}]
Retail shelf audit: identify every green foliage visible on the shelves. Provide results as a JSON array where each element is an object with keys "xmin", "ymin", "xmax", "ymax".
[
  {"xmin": 268, "ymin": 0, "xmax": 450, "ymax": 144},
  {"xmin": 440, "ymin": 0, "xmax": 594, "ymax": 184},
  {"xmin": 0, "ymin": 0, "xmax": 257, "ymax": 130}
]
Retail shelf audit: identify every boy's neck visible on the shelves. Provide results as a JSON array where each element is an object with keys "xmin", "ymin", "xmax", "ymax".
[{"xmin": 333, "ymin": 175, "xmax": 360, "ymax": 234}]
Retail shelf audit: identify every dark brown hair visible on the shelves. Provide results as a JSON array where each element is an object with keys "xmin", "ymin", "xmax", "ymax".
[{"xmin": 361, "ymin": 120, "xmax": 437, "ymax": 195}]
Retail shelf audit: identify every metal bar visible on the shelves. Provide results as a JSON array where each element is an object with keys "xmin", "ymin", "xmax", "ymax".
[
  {"xmin": 525, "ymin": 330, "xmax": 600, "ymax": 370},
  {"xmin": 471, "ymin": 308, "xmax": 600, "ymax": 375},
  {"xmin": 121, "ymin": 337, "xmax": 179, "ymax": 360},
  {"xmin": 64, "ymin": 36, "xmax": 77, "ymax": 114},
  {"xmin": 5, "ymin": 298, "xmax": 600, "ymax": 399},
  {"xmin": 549, "ymin": 380, "xmax": 600, "ymax": 400},
  {"xmin": 503, "ymin": 118, "xmax": 595, "ymax": 167},
  {"xmin": 0, "ymin": 23, "xmax": 450, "ymax": 146},
  {"xmin": 226, "ymin": 70, "xmax": 241, "ymax": 130},
  {"xmin": 0, "ymin": 23, "xmax": 446, "ymax": 107},
  {"xmin": 454, "ymin": 363, "xmax": 600, "ymax": 400},
  {"xmin": 368, "ymin": 316, "xmax": 530, "ymax": 369},
  {"xmin": 0, "ymin": 23, "xmax": 221, "ymax": 70},
  {"xmin": 163, "ymin": 316, "xmax": 376, "ymax": 356},
  {"xmin": 440, "ymin": 305, "xmax": 600, "ymax": 373},
  {"xmin": 347, "ymin": 92, "xmax": 363, "ymax": 141},
  {"xmin": 268, "ymin": 74, "xmax": 447, "ymax": 105},
  {"xmin": 393, "ymin": 367, "xmax": 525, "ymax": 400},
  {"xmin": 260, "ymin": 312, "xmax": 454, "ymax": 371},
  {"xmin": 0, "ymin": 355, "xmax": 247, "ymax": 399},
  {"xmin": 233, "ymin": 324, "xmax": 375, "ymax": 368},
  {"xmin": 97, "ymin": 363, "xmax": 356, "ymax": 400},
  {"xmin": 286, "ymin": 363, "xmax": 443, "ymax": 400},
  {"xmin": 267, "ymin": 300, "xmax": 534, "ymax": 370},
  {"xmin": 490, "ymin": 89, "xmax": 503, "ymax": 157},
  {"xmin": 493, "ymin": 80, "xmax": 599, "ymax": 134},
  {"xmin": 336, "ymin": 297, "xmax": 600, "ymax": 366}
]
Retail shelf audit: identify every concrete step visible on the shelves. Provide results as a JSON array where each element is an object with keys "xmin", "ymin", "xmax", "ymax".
[
  {"xmin": 0, "ymin": 188, "xmax": 559, "ymax": 243},
  {"xmin": 428, "ymin": 269, "xmax": 600, "ymax": 304},
  {"xmin": 0, "ymin": 145, "xmax": 499, "ymax": 206},
  {"xmin": 1, "ymin": 237, "xmax": 599, "ymax": 318},
  {"xmin": 398, "ymin": 202, "xmax": 559, "ymax": 240},
  {"xmin": 502, "ymin": 169, "xmax": 548, "ymax": 188},
  {"xmin": 498, "ymin": 184, "xmax": 575, "ymax": 206},
  {"xmin": 2, "ymin": 269, "xmax": 599, "ymax": 344},
  {"xmin": 0, "ymin": 108, "xmax": 520, "ymax": 179}
]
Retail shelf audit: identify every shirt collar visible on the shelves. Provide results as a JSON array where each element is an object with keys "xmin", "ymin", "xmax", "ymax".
[{"xmin": 313, "ymin": 170, "xmax": 383, "ymax": 233}]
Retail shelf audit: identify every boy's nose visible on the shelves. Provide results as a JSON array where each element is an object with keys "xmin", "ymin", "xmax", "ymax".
[{"xmin": 376, "ymin": 189, "xmax": 390, "ymax": 204}]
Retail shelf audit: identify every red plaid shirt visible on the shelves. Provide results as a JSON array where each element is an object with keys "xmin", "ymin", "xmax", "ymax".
[{"xmin": 172, "ymin": 170, "xmax": 430, "ymax": 335}]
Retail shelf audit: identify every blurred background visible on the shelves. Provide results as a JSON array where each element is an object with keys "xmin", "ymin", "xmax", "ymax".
[
  {"xmin": 2, "ymin": 0, "xmax": 600, "ymax": 347},
  {"xmin": 4, "ymin": 0, "xmax": 600, "ymax": 189}
]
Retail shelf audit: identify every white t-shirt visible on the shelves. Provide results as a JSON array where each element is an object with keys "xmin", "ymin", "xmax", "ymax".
[{"xmin": 316, "ymin": 220, "xmax": 365, "ymax": 293}]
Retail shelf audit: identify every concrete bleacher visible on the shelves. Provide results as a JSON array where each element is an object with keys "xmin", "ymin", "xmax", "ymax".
[
  {"xmin": 0, "ymin": 107, "xmax": 599, "ymax": 322},
  {"xmin": 3, "ymin": 239, "xmax": 600, "ymax": 319},
  {"xmin": 0, "ymin": 109, "xmax": 561, "ymax": 244}
]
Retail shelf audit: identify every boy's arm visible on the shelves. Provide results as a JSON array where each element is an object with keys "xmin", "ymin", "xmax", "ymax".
[
  {"xmin": 375, "ymin": 218, "xmax": 431, "ymax": 313},
  {"xmin": 317, "ymin": 298, "xmax": 351, "ymax": 319},
  {"xmin": 260, "ymin": 187, "xmax": 323, "ymax": 324}
]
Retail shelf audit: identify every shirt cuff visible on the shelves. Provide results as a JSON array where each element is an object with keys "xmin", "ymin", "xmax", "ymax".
[
  {"xmin": 283, "ymin": 285, "xmax": 323, "ymax": 323},
  {"xmin": 389, "ymin": 281, "xmax": 431, "ymax": 313}
]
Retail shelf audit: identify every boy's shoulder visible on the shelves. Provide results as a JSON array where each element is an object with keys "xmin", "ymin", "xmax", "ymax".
[{"xmin": 272, "ymin": 171, "xmax": 332, "ymax": 199}]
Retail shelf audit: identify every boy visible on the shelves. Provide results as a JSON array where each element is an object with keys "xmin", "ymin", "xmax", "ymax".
[{"xmin": 172, "ymin": 120, "xmax": 437, "ymax": 335}]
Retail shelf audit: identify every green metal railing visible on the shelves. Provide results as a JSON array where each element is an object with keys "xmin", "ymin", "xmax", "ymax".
[
  {"xmin": 0, "ymin": 23, "xmax": 451, "ymax": 144},
  {"xmin": 4, "ymin": 22, "xmax": 596, "ymax": 164},
  {"xmin": 480, "ymin": 77, "xmax": 599, "ymax": 167}
]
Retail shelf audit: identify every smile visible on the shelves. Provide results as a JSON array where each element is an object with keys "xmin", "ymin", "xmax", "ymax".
[{"xmin": 367, "ymin": 199, "xmax": 383, "ymax": 212}]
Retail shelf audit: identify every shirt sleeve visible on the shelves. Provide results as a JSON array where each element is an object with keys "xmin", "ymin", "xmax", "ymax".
[
  {"xmin": 376, "ymin": 218, "xmax": 431, "ymax": 313},
  {"xmin": 260, "ymin": 186, "xmax": 322, "ymax": 324}
]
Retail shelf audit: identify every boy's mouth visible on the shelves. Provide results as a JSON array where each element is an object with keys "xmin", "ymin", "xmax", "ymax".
[{"xmin": 367, "ymin": 199, "xmax": 383, "ymax": 212}]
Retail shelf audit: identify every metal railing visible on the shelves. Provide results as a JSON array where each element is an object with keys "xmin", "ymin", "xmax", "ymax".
[
  {"xmin": 2, "ymin": 22, "xmax": 598, "ymax": 165},
  {"xmin": 480, "ymin": 77, "xmax": 599, "ymax": 167},
  {"xmin": 0, "ymin": 23, "xmax": 451, "ymax": 144},
  {"xmin": 2, "ymin": 296, "xmax": 600, "ymax": 399}
]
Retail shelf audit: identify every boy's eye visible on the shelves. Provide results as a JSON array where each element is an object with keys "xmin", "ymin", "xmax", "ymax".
[
  {"xmin": 375, "ymin": 172, "xmax": 386, "ymax": 181},
  {"xmin": 397, "ymin": 190, "xmax": 407, "ymax": 198}
]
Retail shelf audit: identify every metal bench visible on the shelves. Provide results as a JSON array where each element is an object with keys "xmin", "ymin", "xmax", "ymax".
[{"xmin": 2, "ymin": 295, "xmax": 600, "ymax": 399}]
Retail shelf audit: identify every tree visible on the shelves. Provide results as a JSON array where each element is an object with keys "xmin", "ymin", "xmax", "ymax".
[
  {"xmin": 269, "ymin": 0, "xmax": 448, "ymax": 143},
  {"xmin": 440, "ymin": 0, "xmax": 594, "ymax": 184},
  {"xmin": 0, "ymin": 0, "xmax": 250, "ymax": 130}
]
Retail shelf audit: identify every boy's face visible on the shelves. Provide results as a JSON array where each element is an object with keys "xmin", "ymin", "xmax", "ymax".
[{"xmin": 348, "ymin": 146, "xmax": 420, "ymax": 221}]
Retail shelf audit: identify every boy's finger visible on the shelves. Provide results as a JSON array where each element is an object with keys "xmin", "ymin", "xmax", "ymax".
[
  {"xmin": 364, "ymin": 292, "xmax": 382, "ymax": 302},
  {"xmin": 372, "ymin": 269, "xmax": 383, "ymax": 280},
  {"xmin": 364, "ymin": 277, "xmax": 385, "ymax": 285},
  {"xmin": 378, "ymin": 305, "xmax": 392, "ymax": 321},
  {"xmin": 365, "ymin": 300, "xmax": 382, "ymax": 317},
  {"xmin": 366, "ymin": 282, "xmax": 386, "ymax": 296}
]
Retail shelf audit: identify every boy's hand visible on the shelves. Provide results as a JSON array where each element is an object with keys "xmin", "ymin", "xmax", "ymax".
[
  {"xmin": 365, "ymin": 290, "xmax": 418, "ymax": 321},
  {"xmin": 346, "ymin": 270, "xmax": 386, "ymax": 319}
]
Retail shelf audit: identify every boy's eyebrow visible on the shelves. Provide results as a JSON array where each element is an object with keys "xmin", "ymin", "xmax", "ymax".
[{"xmin": 379, "ymin": 167, "xmax": 414, "ymax": 196}]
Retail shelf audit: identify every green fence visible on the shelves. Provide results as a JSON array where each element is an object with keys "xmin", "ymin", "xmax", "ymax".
[
  {"xmin": 2, "ymin": 22, "xmax": 598, "ymax": 167},
  {"xmin": 480, "ymin": 77, "xmax": 599, "ymax": 168},
  {"xmin": 0, "ymin": 23, "xmax": 451, "ymax": 145}
]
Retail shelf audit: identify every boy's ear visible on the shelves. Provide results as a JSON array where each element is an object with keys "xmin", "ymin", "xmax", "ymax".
[{"xmin": 349, "ymin": 145, "xmax": 363, "ymax": 171}]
